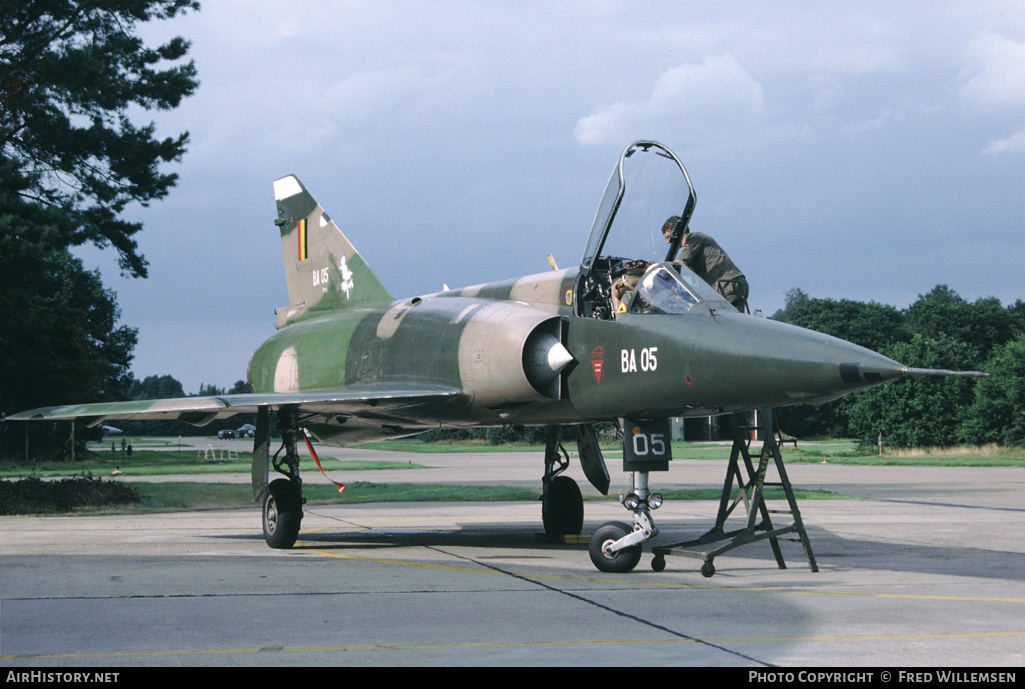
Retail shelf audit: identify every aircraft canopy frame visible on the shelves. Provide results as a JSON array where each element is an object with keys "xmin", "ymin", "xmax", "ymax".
[{"xmin": 581, "ymin": 140, "xmax": 696, "ymax": 276}]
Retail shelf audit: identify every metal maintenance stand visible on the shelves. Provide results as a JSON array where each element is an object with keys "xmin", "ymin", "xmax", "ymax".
[{"xmin": 650, "ymin": 408, "xmax": 818, "ymax": 577}]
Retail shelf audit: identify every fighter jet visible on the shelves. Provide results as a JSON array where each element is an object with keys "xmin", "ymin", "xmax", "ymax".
[{"xmin": 9, "ymin": 141, "xmax": 985, "ymax": 572}]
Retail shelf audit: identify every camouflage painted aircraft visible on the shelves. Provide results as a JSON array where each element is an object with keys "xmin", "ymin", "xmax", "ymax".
[{"xmin": 9, "ymin": 141, "xmax": 985, "ymax": 572}]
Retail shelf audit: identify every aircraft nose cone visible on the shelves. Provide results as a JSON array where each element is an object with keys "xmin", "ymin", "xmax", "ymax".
[
  {"xmin": 680, "ymin": 314, "xmax": 908, "ymax": 410},
  {"xmin": 754, "ymin": 318, "xmax": 906, "ymax": 405}
]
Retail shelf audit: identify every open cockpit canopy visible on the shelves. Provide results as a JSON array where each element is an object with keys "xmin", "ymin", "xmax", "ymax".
[
  {"xmin": 581, "ymin": 141, "xmax": 695, "ymax": 274},
  {"xmin": 578, "ymin": 141, "xmax": 722, "ymax": 319}
]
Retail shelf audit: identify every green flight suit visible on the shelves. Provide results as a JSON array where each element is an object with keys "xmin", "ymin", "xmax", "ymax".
[{"xmin": 677, "ymin": 232, "xmax": 749, "ymax": 312}]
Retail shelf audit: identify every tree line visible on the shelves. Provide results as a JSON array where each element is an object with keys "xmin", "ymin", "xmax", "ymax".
[
  {"xmin": 772, "ymin": 286, "xmax": 1025, "ymax": 448},
  {"xmin": 1, "ymin": 2, "xmax": 199, "ymax": 459},
  {"xmin": 1, "ymin": 2, "xmax": 198, "ymax": 416}
]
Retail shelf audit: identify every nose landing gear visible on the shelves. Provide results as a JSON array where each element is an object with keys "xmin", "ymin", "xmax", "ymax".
[
  {"xmin": 588, "ymin": 468, "xmax": 663, "ymax": 573},
  {"xmin": 589, "ymin": 418, "xmax": 669, "ymax": 573}
]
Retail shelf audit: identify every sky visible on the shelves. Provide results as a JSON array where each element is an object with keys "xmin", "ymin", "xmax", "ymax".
[{"xmin": 76, "ymin": 1, "xmax": 1025, "ymax": 394}]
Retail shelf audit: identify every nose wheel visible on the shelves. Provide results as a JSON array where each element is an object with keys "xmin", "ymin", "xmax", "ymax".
[
  {"xmin": 588, "ymin": 469, "xmax": 662, "ymax": 573},
  {"xmin": 589, "ymin": 521, "xmax": 642, "ymax": 573}
]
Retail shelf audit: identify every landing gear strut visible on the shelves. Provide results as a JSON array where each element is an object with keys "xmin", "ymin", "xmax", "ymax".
[
  {"xmin": 588, "ymin": 418, "xmax": 668, "ymax": 573},
  {"xmin": 260, "ymin": 408, "xmax": 304, "ymax": 549}
]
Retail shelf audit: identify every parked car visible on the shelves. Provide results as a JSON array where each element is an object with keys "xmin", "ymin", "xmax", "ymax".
[
  {"xmin": 217, "ymin": 429, "xmax": 236, "ymax": 439},
  {"xmin": 236, "ymin": 424, "xmax": 256, "ymax": 438}
]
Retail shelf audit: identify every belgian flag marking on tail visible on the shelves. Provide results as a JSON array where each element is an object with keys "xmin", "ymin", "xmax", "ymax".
[
  {"xmin": 297, "ymin": 219, "xmax": 308, "ymax": 261},
  {"xmin": 273, "ymin": 174, "xmax": 396, "ymax": 311}
]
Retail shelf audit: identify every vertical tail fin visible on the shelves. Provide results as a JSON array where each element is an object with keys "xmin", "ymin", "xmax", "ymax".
[{"xmin": 272, "ymin": 175, "xmax": 394, "ymax": 327}]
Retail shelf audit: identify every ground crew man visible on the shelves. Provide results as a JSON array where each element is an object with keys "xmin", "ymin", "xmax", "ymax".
[{"xmin": 662, "ymin": 217, "xmax": 749, "ymax": 312}]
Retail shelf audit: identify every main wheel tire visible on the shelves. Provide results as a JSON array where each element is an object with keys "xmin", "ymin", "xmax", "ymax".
[
  {"xmin": 263, "ymin": 478, "xmax": 302, "ymax": 549},
  {"xmin": 588, "ymin": 521, "xmax": 642, "ymax": 573},
  {"xmin": 542, "ymin": 475, "xmax": 584, "ymax": 537}
]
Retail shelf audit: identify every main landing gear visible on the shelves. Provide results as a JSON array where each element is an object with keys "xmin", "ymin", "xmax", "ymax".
[
  {"xmin": 256, "ymin": 408, "xmax": 305, "ymax": 549},
  {"xmin": 541, "ymin": 426, "xmax": 584, "ymax": 537},
  {"xmin": 263, "ymin": 477, "xmax": 302, "ymax": 548},
  {"xmin": 540, "ymin": 424, "xmax": 611, "ymax": 538}
]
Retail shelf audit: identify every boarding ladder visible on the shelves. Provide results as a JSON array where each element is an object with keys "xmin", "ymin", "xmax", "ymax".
[{"xmin": 651, "ymin": 408, "xmax": 818, "ymax": 577}]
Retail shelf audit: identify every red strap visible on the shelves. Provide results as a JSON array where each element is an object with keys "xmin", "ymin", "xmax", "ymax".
[{"xmin": 302, "ymin": 429, "xmax": 346, "ymax": 493}]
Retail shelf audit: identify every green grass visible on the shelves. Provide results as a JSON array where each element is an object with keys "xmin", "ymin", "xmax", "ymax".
[
  {"xmin": 0, "ymin": 445, "xmax": 430, "ymax": 478},
  {"xmin": 0, "ymin": 478, "xmax": 849, "ymax": 516},
  {"xmin": 780, "ymin": 443, "xmax": 1025, "ymax": 466},
  {"xmin": 96, "ymin": 481, "xmax": 544, "ymax": 513},
  {"xmin": 658, "ymin": 487, "xmax": 847, "ymax": 501}
]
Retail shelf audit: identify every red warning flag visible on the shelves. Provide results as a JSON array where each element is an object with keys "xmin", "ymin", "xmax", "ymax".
[{"xmin": 302, "ymin": 429, "xmax": 346, "ymax": 493}]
